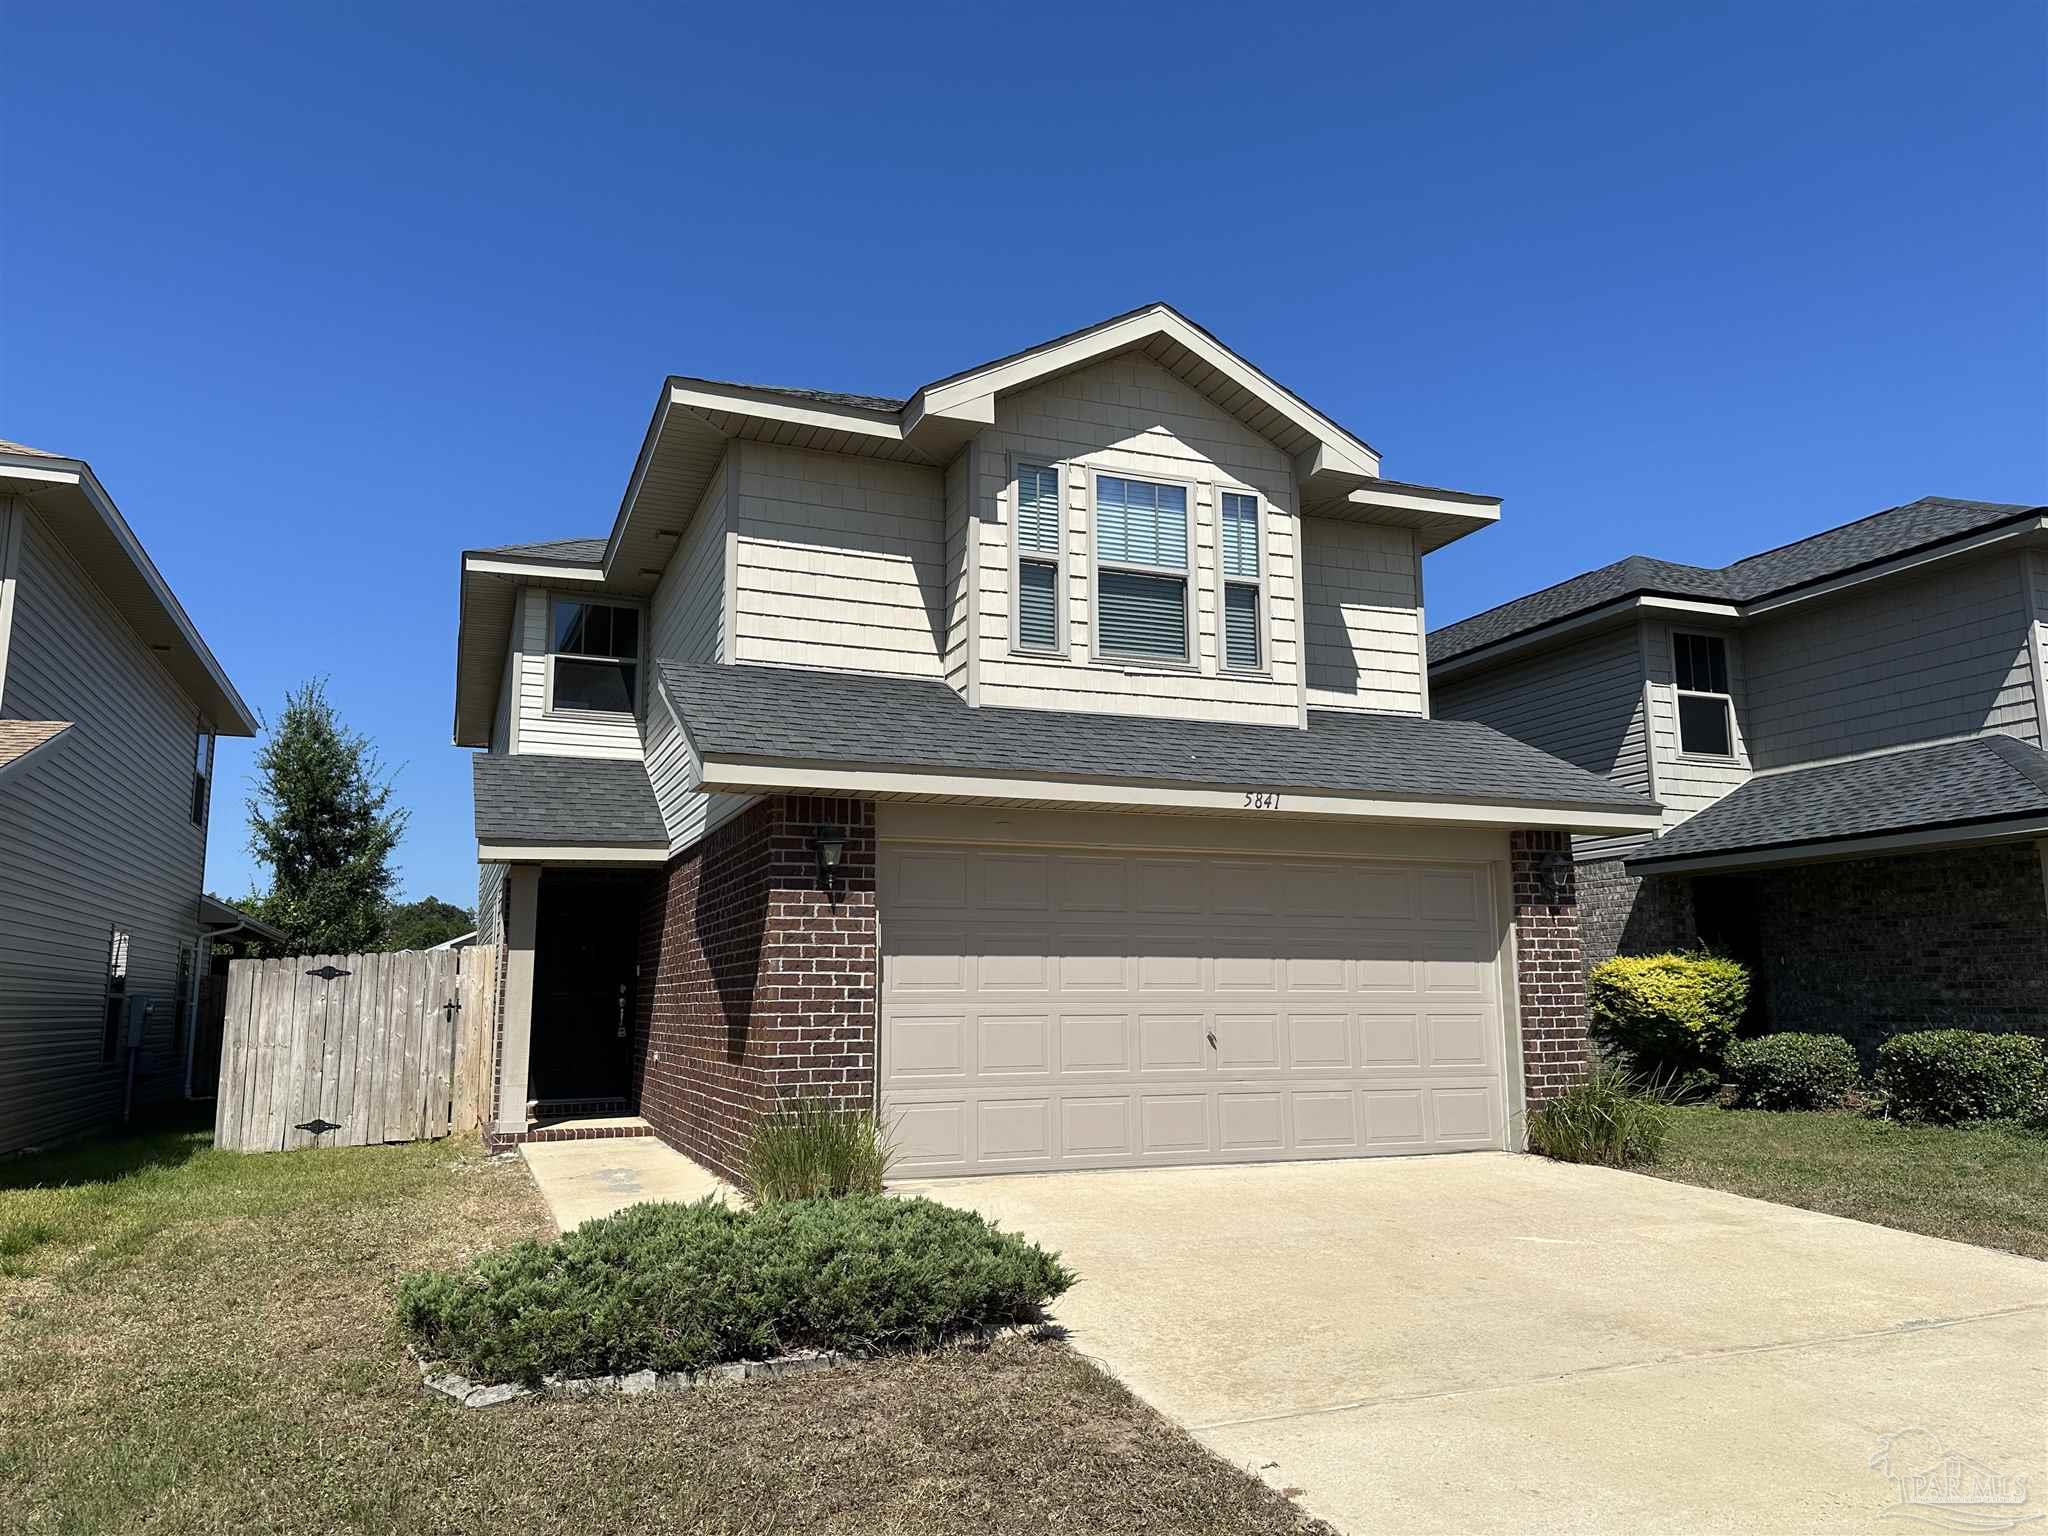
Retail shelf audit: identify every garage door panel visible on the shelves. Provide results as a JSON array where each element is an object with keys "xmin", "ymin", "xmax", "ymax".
[{"xmin": 882, "ymin": 844, "xmax": 1507, "ymax": 1176}]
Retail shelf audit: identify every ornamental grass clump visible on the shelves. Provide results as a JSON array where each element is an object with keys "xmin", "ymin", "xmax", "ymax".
[
  {"xmin": 1525, "ymin": 1066, "xmax": 1669, "ymax": 1168},
  {"xmin": 1588, "ymin": 952, "xmax": 1749, "ymax": 1082},
  {"xmin": 397, "ymin": 1195, "xmax": 1074, "ymax": 1385},
  {"xmin": 745, "ymin": 1098, "xmax": 894, "ymax": 1202}
]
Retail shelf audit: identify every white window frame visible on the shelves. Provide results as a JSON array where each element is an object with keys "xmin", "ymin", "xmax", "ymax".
[
  {"xmin": 1010, "ymin": 457, "xmax": 1066, "ymax": 657},
  {"xmin": 546, "ymin": 595, "xmax": 645, "ymax": 719},
  {"xmin": 1216, "ymin": 488, "xmax": 1269, "ymax": 674},
  {"xmin": 1672, "ymin": 630, "xmax": 1736, "ymax": 760},
  {"xmin": 1088, "ymin": 467, "xmax": 1197, "ymax": 669}
]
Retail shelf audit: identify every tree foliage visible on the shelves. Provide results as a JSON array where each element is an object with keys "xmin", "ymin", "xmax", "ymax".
[
  {"xmin": 384, "ymin": 896, "xmax": 475, "ymax": 952},
  {"xmin": 244, "ymin": 680, "xmax": 407, "ymax": 955}
]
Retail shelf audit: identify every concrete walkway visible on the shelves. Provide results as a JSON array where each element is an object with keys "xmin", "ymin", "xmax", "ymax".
[
  {"xmin": 519, "ymin": 1134, "xmax": 732, "ymax": 1231},
  {"xmin": 903, "ymin": 1154, "xmax": 2048, "ymax": 1535}
]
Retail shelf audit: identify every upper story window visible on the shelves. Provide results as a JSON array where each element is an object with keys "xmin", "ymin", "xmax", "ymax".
[
  {"xmin": 1014, "ymin": 463, "xmax": 1063, "ymax": 653},
  {"xmin": 1673, "ymin": 631, "xmax": 1734, "ymax": 757},
  {"xmin": 550, "ymin": 599, "xmax": 640, "ymax": 714},
  {"xmin": 1220, "ymin": 491, "xmax": 1262, "ymax": 670},
  {"xmin": 191, "ymin": 721, "xmax": 214, "ymax": 827},
  {"xmin": 1094, "ymin": 474, "xmax": 1190, "ymax": 664}
]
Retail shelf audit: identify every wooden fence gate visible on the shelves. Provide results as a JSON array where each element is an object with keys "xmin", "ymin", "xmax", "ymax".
[{"xmin": 213, "ymin": 946, "xmax": 499, "ymax": 1153}]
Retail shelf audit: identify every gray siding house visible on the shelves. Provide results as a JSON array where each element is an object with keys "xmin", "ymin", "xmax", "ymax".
[
  {"xmin": 453, "ymin": 304, "xmax": 1663, "ymax": 1180},
  {"xmin": 1431, "ymin": 496, "xmax": 2048, "ymax": 1052},
  {"xmin": 0, "ymin": 439, "xmax": 258, "ymax": 1151}
]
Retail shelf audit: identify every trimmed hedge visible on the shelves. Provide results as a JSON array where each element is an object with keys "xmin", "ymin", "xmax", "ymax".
[
  {"xmin": 1875, "ymin": 1030, "xmax": 2046, "ymax": 1125},
  {"xmin": 1725, "ymin": 1033, "xmax": 1860, "ymax": 1110},
  {"xmin": 398, "ymin": 1195, "xmax": 1074, "ymax": 1385},
  {"xmin": 1588, "ymin": 953, "xmax": 1750, "ymax": 1079},
  {"xmin": 1526, "ymin": 1067, "xmax": 1668, "ymax": 1167}
]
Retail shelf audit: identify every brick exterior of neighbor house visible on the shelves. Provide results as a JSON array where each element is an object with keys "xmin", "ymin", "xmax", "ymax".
[
  {"xmin": 1510, "ymin": 830, "xmax": 1591, "ymax": 1108},
  {"xmin": 634, "ymin": 793, "xmax": 877, "ymax": 1182}
]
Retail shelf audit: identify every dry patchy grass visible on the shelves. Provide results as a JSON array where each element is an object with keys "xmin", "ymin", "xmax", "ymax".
[{"xmin": 1, "ymin": 1119, "xmax": 1327, "ymax": 1535}]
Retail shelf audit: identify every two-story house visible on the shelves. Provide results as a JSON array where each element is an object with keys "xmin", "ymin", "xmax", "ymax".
[
  {"xmin": 451, "ymin": 305, "xmax": 1660, "ymax": 1179},
  {"xmin": 1430, "ymin": 495, "xmax": 2048, "ymax": 1054},
  {"xmin": 0, "ymin": 438, "xmax": 260, "ymax": 1152}
]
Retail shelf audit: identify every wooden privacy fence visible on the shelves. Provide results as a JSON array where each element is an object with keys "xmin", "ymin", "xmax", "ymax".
[{"xmin": 214, "ymin": 946, "xmax": 499, "ymax": 1153}]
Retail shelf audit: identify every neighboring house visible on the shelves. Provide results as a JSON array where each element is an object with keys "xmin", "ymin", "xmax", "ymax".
[
  {"xmin": 452, "ymin": 303, "xmax": 1659, "ymax": 1180},
  {"xmin": 0, "ymin": 439, "xmax": 259, "ymax": 1152},
  {"xmin": 1430, "ymin": 495, "xmax": 2048, "ymax": 1052}
]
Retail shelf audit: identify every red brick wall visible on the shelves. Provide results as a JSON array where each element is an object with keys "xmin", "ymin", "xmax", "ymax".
[
  {"xmin": 635, "ymin": 794, "xmax": 876, "ymax": 1181},
  {"xmin": 1510, "ymin": 830, "xmax": 1589, "ymax": 1108}
]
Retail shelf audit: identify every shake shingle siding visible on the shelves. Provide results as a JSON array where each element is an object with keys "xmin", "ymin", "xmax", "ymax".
[
  {"xmin": 0, "ymin": 505, "xmax": 208, "ymax": 1150},
  {"xmin": 1742, "ymin": 552, "xmax": 2039, "ymax": 769},
  {"xmin": 1301, "ymin": 518, "xmax": 1426, "ymax": 715},
  {"xmin": 1433, "ymin": 624, "xmax": 1653, "ymax": 858}
]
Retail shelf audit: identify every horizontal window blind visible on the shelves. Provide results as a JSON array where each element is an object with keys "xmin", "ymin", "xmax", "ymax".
[
  {"xmin": 1096, "ymin": 476, "xmax": 1188, "ymax": 569},
  {"xmin": 1220, "ymin": 492, "xmax": 1260, "ymax": 578},
  {"xmin": 1017, "ymin": 464, "xmax": 1062, "ymax": 555},
  {"xmin": 1017, "ymin": 560, "xmax": 1058, "ymax": 650},
  {"xmin": 1098, "ymin": 568, "xmax": 1187, "ymax": 660},
  {"xmin": 1224, "ymin": 584, "xmax": 1261, "ymax": 669}
]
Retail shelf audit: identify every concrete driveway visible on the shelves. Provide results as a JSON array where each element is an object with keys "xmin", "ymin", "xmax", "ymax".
[{"xmin": 902, "ymin": 1154, "xmax": 2048, "ymax": 1534}]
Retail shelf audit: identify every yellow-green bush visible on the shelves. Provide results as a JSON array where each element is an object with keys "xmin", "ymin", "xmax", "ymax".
[{"xmin": 1588, "ymin": 952, "xmax": 1749, "ymax": 1079}]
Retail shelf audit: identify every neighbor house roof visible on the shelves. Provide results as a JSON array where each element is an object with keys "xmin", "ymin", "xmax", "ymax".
[
  {"xmin": 1627, "ymin": 736, "xmax": 2048, "ymax": 871},
  {"xmin": 1430, "ymin": 496, "xmax": 2048, "ymax": 668},
  {"xmin": 656, "ymin": 661, "xmax": 1659, "ymax": 832},
  {"xmin": 0, "ymin": 441, "xmax": 258, "ymax": 734},
  {"xmin": 0, "ymin": 719, "xmax": 75, "ymax": 786},
  {"xmin": 472, "ymin": 753, "xmax": 667, "ymax": 850},
  {"xmin": 475, "ymin": 536, "xmax": 607, "ymax": 564},
  {"xmin": 198, "ymin": 894, "xmax": 287, "ymax": 946}
]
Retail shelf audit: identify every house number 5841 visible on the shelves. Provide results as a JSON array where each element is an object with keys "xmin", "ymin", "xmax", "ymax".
[{"xmin": 1243, "ymin": 791, "xmax": 1280, "ymax": 810}]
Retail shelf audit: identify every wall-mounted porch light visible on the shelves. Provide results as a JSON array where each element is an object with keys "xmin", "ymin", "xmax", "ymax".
[{"xmin": 814, "ymin": 824, "xmax": 848, "ymax": 894}]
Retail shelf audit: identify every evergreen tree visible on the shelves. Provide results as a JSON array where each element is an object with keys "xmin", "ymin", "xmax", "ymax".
[
  {"xmin": 245, "ymin": 680, "xmax": 407, "ymax": 954},
  {"xmin": 384, "ymin": 896, "xmax": 475, "ymax": 951}
]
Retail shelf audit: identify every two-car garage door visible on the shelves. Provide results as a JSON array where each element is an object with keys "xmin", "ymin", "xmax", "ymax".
[{"xmin": 880, "ymin": 842, "xmax": 1509, "ymax": 1177}]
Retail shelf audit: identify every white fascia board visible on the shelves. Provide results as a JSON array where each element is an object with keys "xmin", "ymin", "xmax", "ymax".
[
  {"xmin": 0, "ymin": 457, "xmax": 260, "ymax": 735},
  {"xmin": 1627, "ymin": 815, "xmax": 2048, "ymax": 876},
  {"xmin": 665, "ymin": 380, "xmax": 909, "ymax": 444},
  {"xmin": 462, "ymin": 555, "xmax": 608, "ymax": 582},
  {"xmin": 697, "ymin": 755, "xmax": 1664, "ymax": 835},
  {"xmin": 919, "ymin": 307, "xmax": 1381, "ymax": 478},
  {"xmin": 475, "ymin": 841, "xmax": 669, "ymax": 864}
]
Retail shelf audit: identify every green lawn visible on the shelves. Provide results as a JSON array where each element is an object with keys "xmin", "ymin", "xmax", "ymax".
[
  {"xmin": 1, "ymin": 1116, "xmax": 1328, "ymax": 1536},
  {"xmin": 1650, "ymin": 1105, "xmax": 2048, "ymax": 1259}
]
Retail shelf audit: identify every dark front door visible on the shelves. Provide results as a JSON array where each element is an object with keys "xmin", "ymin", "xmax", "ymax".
[{"xmin": 530, "ymin": 871, "xmax": 643, "ymax": 1105}]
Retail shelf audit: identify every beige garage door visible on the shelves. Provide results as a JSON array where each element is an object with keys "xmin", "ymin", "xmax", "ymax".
[{"xmin": 880, "ymin": 843, "xmax": 1508, "ymax": 1177}]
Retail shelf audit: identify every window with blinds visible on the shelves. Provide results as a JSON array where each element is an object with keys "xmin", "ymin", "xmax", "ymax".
[
  {"xmin": 1014, "ymin": 463, "xmax": 1062, "ymax": 652},
  {"xmin": 1220, "ymin": 491, "xmax": 1261, "ymax": 670},
  {"xmin": 1094, "ymin": 474, "xmax": 1189, "ymax": 662}
]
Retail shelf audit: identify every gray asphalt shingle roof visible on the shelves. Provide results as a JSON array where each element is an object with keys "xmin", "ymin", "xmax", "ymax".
[
  {"xmin": 697, "ymin": 381, "xmax": 907, "ymax": 413},
  {"xmin": 1628, "ymin": 736, "xmax": 2048, "ymax": 867},
  {"xmin": 658, "ymin": 660, "xmax": 1654, "ymax": 816},
  {"xmin": 473, "ymin": 753, "xmax": 666, "ymax": 844},
  {"xmin": 1430, "ymin": 497, "xmax": 2045, "ymax": 666},
  {"xmin": 475, "ymin": 536, "xmax": 608, "ymax": 563}
]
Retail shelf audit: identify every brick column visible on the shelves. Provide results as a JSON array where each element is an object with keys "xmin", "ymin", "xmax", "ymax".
[
  {"xmin": 636, "ymin": 795, "xmax": 877, "ymax": 1181},
  {"xmin": 1510, "ymin": 830, "xmax": 1589, "ymax": 1110}
]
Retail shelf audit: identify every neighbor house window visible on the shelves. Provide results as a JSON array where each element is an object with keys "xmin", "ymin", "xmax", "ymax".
[
  {"xmin": 550, "ymin": 599, "xmax": 640, "ymax": 713},
  {"xmin": 1094, "ymin": 473, "xmax": 1190, "ymax": 663},
  {"xmin": 1014, "ymin": 463, "xmax": 1062, "ymax": 653},
  {"xmin": 191, "ymin": 722, "xmax": 214, "ymax": 827},
  {"xmin": 102, "ymin": 927, "xmax": 130, "ymax": 1064},
  {"xmin": 1220, "ymin": 491, "xmax": 1262, "ymax": 670},
  {"xmin": 1673, "ymin": 631, "xmax": 1734, "ymax": 757}
]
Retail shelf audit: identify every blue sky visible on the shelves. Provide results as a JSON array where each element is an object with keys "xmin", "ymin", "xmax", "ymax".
[{"xmin": 3, "ymin": 2, "xmax": 2042, "ymax": 906}]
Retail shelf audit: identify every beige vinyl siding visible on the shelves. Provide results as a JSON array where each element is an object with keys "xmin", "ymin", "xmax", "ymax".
[
  {"xmin": 1432, "ymin": 623, "xmax": 1654, "ymax": 859},
  {"xmin": 1641, "ymin": 618, "xmax": 1750, "ymax": 828},
  {"xmin": 512, "ymin": 586, "xmax": 645, "ymax": 759},
  {"xmin": 969, "ymin": 356, "xmax": 1310, "ymax": 727},
  {"xmin": 942, "ymin": 449, "xmax": 973, "ymax": 699},
  {"xmin": 729, "ymin": 442, "xmax": 949, "ymax": 678},
  {"xmin": 0, "ymin": 505, "xmax": 209, "ymax": 1151},
  {"xmin": 645, "ymin": 462, "xmax": 751, "ymax": 854},
  {"xmin": 1742, "ymin": 553, "xmax": 2040, "ymax": 770},
  {"xmin": 489, "ymin": 637, "xmax": 515, "ymax": 753},
  {"xmin": 1301, "ymin": 518, "xmax": 1426, "ymax": 714}
]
